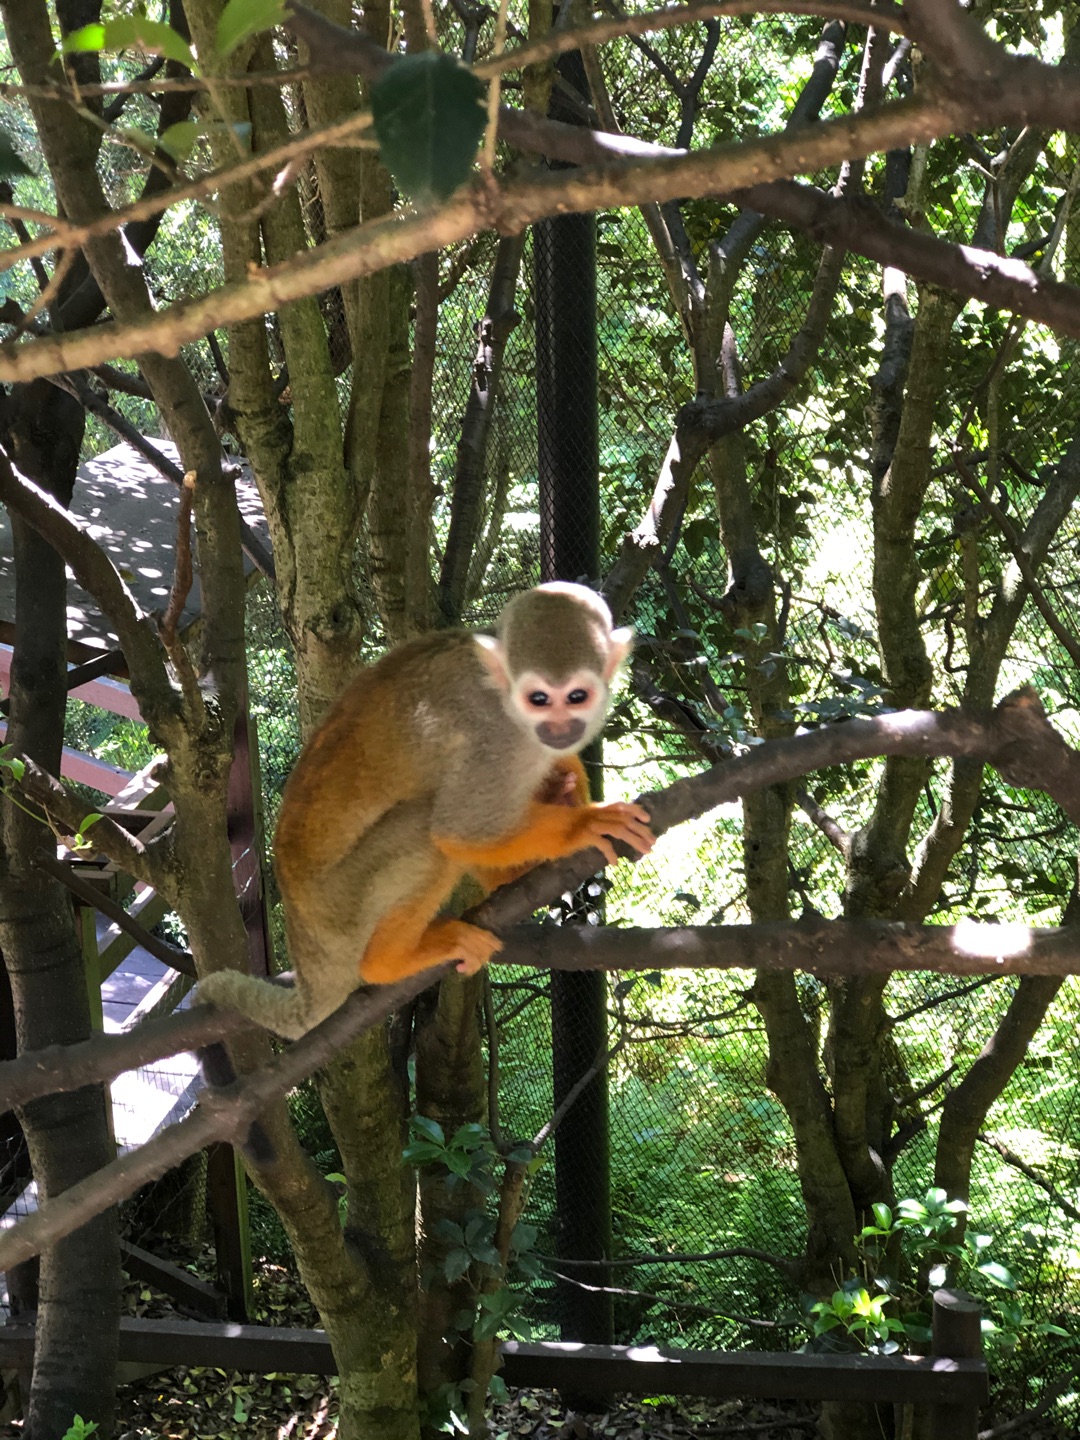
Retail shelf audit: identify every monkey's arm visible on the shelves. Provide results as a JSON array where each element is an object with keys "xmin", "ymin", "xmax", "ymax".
[
  {"xmin": 364, "ymin": 794, "xmax": 651, "ymax": 985},
  {"xmin": 472, "ymin": 755, "xmax": 592, "ymax": 894},
  {"xmin": 435, "ymin": 797, "xmax": 654, "ymax": 872}
]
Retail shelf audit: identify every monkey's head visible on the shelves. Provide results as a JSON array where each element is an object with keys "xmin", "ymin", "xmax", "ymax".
[{"xmin": 475, "ymin": 582, "xmax": 632, "ymax": 754}]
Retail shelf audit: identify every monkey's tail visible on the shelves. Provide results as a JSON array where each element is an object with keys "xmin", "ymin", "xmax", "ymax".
[{"xmin": 196, "ymin": 969, "xmax": 310, "ymax": 1041}]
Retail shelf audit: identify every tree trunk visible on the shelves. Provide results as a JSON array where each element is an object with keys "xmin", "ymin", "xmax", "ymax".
[{"xmin": 0, "ymin": 380, "xmax": 121, "ymax": 1440}]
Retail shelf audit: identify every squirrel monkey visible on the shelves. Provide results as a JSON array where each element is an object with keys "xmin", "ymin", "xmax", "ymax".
[{"xmin": 197, "ymin": 583, "xmax": 654, "ymax": 1038}]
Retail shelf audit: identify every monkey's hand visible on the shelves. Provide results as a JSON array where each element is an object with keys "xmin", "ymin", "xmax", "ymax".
[
  {"xmin": 567, "ymin": 801, "xmax": 655, "ymax": 867},
  {"xmin": 436, "ymin": 800, "xmax": 654, "ymax": 874}
]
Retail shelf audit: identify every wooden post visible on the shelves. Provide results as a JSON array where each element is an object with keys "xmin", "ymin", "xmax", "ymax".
[
  {"xmin": 931, "ymin": 1288, "xmax": 984, "ymax": 1440},
  {"xmin": 207, "ymin": 1143, "xmax": 252, "ymax": 1322}
]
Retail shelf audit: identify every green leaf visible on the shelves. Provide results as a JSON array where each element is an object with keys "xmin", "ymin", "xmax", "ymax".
[
  {"xmin": 444, "ymin": 1247, "xmax": 472, "ymax": 1283},
  {"xmin": 976, "ymin": 1260, "xmax": 1017, "ymax": 1290},
  {"xmin": 0, "ymin": 123, "xmax": 34, "ymax": 179},
  {"xmin": 216, "ymin": 0, "xmax": 286, "ymax": 58},
  {"xmin": 449, "ymin": 1122, "xmax": 488, "ymax": 1150},
  {"xmin": 402, "ymin": 1140, "xmax": 444, "ymax": 1165},
  {"xmin": 60, "ymin": 22, "xmax": 106, "ymax": 54},
  {"xmin": 371, "ymin": 51, "xmax": 486, "ymax": 205},
  {"xmin": 64, "ymin": 18, "xmax": 196, "ymax": 70},
  {"xmin": 158, "ymin": 121, "xmax": 201, "ymax": 162},
  {"xmin": 510, "ymin": 1221, "xmax": 538, "ymax": 1253},
  {"xmin": 61, "ymin": 1421, "xmax": 98, "ymax": 1440},
  {"xmin": 0, "ymin": 748, "xmax": 26, "ymax": 782},
  {"xmin": 463, "ymin": 1214, "xmax": 490, "ymax": 1245},
  {"xmin": 473, "ymin": 1311, "xmax": 501, "ymax": 1342},
  {"xmin": 411, "ymin": 1114, "xmax": 445, "ymax": 1145},
  {"xmin": 109, "ymin": 17, "xmax": 196, "ymax": 68}
]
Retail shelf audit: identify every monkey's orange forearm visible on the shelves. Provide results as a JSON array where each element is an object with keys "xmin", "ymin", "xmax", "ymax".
[
  {"xmin": 436, "ymin": 803, "xmax": 587, "ymax": 868},
  {"xmin": 472, "ymin": 756, "xmax": 591, "ymax": 892}
]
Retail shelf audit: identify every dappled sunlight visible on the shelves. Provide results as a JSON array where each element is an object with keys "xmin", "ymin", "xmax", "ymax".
[{"xmin": 951, "ymin": 919, "xmax": 1036, "ymax": 960}]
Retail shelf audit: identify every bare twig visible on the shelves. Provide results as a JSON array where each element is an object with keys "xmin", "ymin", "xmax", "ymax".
[
  {"xmin": 547, "ymin": 1244, "xmax": 797, "ymax": 1277},
  {"xmin": 158, "ymin": 472, "xmax": 205, "ymax": 726},
  {"xmin": 953, "ymin": 452, "xmax": 1080, "ymax": 668},
  {"xmin": 532, "ymin": 1038, "xmax": 625, "ymax": 1150},
  {"xmin": 13, "ymin": 755, "xmax": 166, "ymax": 890},
  {"xmin": 976, "ymin": 1131, "xmax": 1080, "ymax": 1224},
  {"xmin": 0, "ymin": 108, "xmax": 375, "ymax": 282},
  {"xmin": 467, "ymin": 0, "xmax": 905, "ymax": 78},
  {"xmin": 795, "ymin": 785, "xmax": 851, "ymax": 858},
  {"xmin": 160, "ymin": 473, "xmax": 195, "ymax": 651}
]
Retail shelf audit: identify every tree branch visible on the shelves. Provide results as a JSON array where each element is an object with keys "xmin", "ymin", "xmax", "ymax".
[
  {"xmin": 2, "ymin": 688, "xmax": 1079, "ymax": 1109},
  {"xmin": 493, "ymin": 916, "xmax": 1080, "ymax": 978},
  {"xmin": 12, "ymin": 755, "xmax": 169, "ymax": 890},
  {"xmin": 0, "ymin": 965, "xmax": 442, "ymax": 1269},
  {"xmin": 12, "ymin": 85, "xmax": 1080, "ymax": 384}
]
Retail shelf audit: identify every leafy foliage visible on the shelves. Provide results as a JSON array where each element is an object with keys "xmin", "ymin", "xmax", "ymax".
[
  {"xmin": 215, "ymin": 0, "xmax": 287, "ymax": 58},
  {"xmin": 803, "ymin": 1190, "xmax": 1072, "ymax": 1359},
  {"xmin": 371, "ymin": 51, "xmax": 486, "ymax": 204},
  {"xmin": 61, "ymin": 18, "xmax": 195, "ymax": 70}
]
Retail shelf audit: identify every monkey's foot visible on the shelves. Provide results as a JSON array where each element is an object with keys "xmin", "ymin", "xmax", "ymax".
[
  {"xmin": 360, "ymin": 917, "xmax": 502, "ymax": 984},
  {"xmin": 423, "ymin": 919, "xmax": 503, "ymax": 976},
  {"xmin": 573, "ymin": 802, "xmax": 656, "ymax": 866}
]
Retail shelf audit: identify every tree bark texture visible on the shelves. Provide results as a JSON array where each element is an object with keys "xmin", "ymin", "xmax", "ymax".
[{"xmin": 0, "ymin": 381, "xmax": 121, "ymax": 1440}]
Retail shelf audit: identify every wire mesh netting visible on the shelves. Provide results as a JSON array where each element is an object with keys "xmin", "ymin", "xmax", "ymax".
[
  {"xmin": 9, "ymin": 15, "xmax": 1076, "ymax": 1428},
  {"xmin": 234, "ymin": 171, "xmax": 1080, "ymax": 1417},
  {"xmin": 418, "ymin": 50, "xmax": 1080, "ymax": 1412}
]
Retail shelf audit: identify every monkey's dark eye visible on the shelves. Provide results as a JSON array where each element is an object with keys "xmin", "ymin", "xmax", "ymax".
[
  {"xmin": 567, "ymin": 689, "xmax": 590, "ymax": 706},
  {"xmin": 527, "ymin": 691, "xmax": 551, "ymax": 708}
]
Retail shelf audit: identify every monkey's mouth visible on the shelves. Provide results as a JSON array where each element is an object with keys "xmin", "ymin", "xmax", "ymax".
[{"xmin": 536, "ymin": 720, "xmax": 586, "ymax": 750}]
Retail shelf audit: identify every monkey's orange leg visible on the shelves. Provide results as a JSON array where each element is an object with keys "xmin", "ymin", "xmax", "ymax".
[
  {"xmin": 435, "ymin": 798, "xmax": 655, "ymax": 874},
  {"xmin": 360, "ymin": 909, "xmax": 501, "ymax": 983}
]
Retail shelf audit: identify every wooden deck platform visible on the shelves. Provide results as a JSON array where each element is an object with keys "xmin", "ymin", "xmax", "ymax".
[
  {"xmin": 0, "ymin": 439, "xmax": 270, "ymax": 657},
  {"xmin": 1, "ymin": 910, "xmax": 201, "ymax": 1255},
  {"xmin": 101, "ymin": 910, "xmax": 200, "ymax": 1152}
]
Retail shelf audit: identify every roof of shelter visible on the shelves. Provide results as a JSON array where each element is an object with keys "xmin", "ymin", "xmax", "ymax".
[{"xmin": 0, "ymin": 440, "xmax": 270, "ymax": 657}]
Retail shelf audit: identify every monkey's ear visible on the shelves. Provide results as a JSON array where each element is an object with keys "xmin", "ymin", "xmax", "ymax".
[
  {"xmin": 474, "ymin": 634, "xmax": 511, "ymax": 691},
  {"xmin": 603, "ymin": 627, "xmax": 634, "ymax": 681}
]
